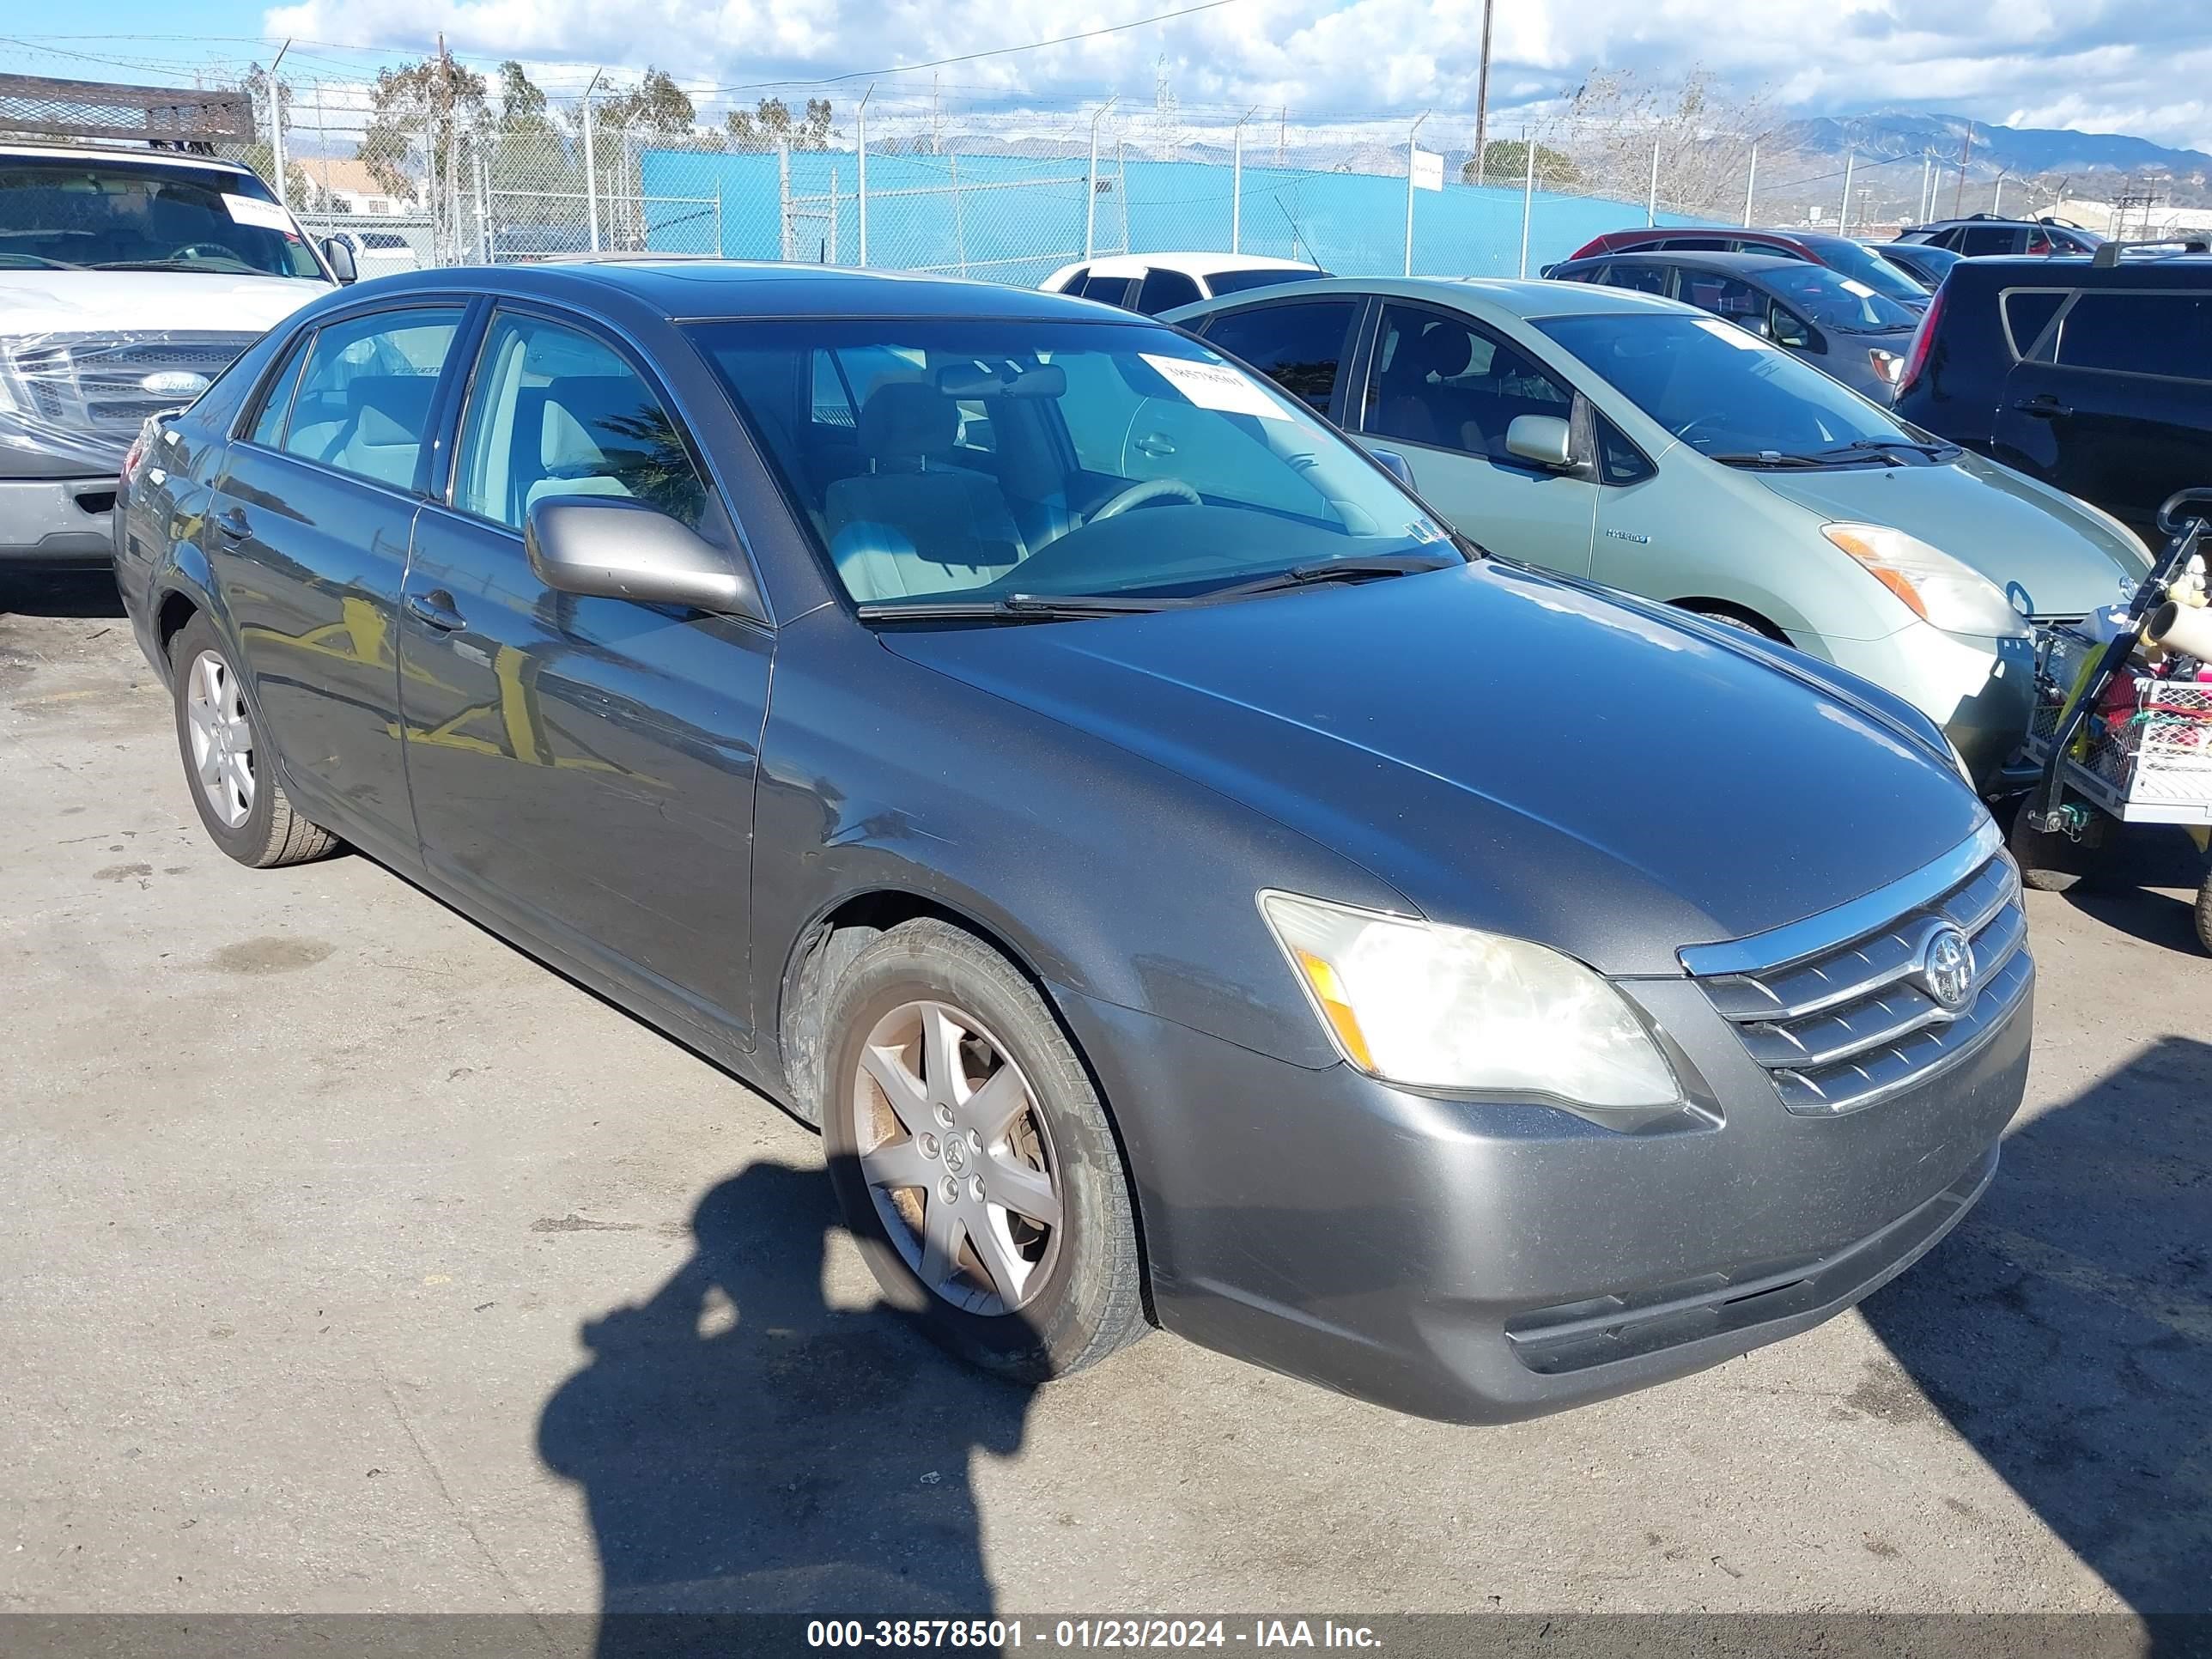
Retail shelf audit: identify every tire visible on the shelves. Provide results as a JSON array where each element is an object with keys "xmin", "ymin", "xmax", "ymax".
[
  {"xmin": 820, "ymin": 918, "xmax": 1146, "ymax": 1381},
  {"xmin": 170, "ymin": 613, "xmax": 338, "ymax": 869},
  {"xmin": 2006, "ymin": 800, "xmax": 2087, "ymax": 894},
  {"xmin": 2196, "ymin": 869, "xmax": 2212, "ymax": 957},
  {"xmin": 1683, "ymin": 605, "xmax": 1785, "ymax": 643}
]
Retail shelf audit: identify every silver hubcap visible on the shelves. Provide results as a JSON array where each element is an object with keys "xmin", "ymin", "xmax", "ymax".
[
  {"xmin": 185, "ymin": 650, "xmax": 254, "ymax": 830},
  {"xmin": 851, "ymin": 1000, "xmax": 1064, "ymax": 1316}
]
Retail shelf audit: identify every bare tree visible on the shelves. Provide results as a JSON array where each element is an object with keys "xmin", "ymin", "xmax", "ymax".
[{"xmin": 1544, "ymin": 68, "xmax": 1778, "ymax": 216}]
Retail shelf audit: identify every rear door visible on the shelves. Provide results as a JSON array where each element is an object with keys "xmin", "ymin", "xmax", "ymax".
[
  {"xmin": 207, "ymin": 301, "xmax": 466, "ymax": 855},
  {"xmin": 1351, "ymin": 300, "xmax": 1597, "ymax": 574},
  {"xmin": 1993, "ymin": 284, "xmax": 2212, "ymax": 543},
  {"xmin": 398, "ymin": 303, "xmax": 772, "ymax": 1039}
]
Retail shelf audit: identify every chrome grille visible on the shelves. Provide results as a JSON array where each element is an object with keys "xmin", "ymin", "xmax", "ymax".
[
  {"xmin": 1680, "ymin": 821, "xmax": 2033, "ymax": 1115},
  {"xmin": 9, "ymin": 332, "xmax": 260, "ymax": 438}
]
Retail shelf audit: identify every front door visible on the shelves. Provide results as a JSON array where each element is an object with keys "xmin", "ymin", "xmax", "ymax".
[
  {"xmin": 1352, "ymin": 301, "xmax": 1597, "ymax": 574},
  {"xmin": 209, "ymin": 303, "xmax": 465, "ymax": 853},
  {"xmin": 397, "ymin": 307, "xmax": 771, "ymax": 1039},
  {"xmin": 1991, "ymin": 285, "xmax": 2212, "ymax": 545}
]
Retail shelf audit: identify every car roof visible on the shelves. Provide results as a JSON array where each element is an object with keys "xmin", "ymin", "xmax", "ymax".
[
  {"xmin": 1079, "ymin": 251, "xmax": 1320, "ymax": 278},
  {"xmin": 371, "ymin": 258, "xmax": 1135, "ymax": 322},
  {"xmin": 1565, "ymin": 249, "xmax": 1804, "ymax": 277},
  {"xmin": 1164, "ymin": 273, "xmax": 1686, "ymax": 323},
  {"xmin": 0, "ymin": 143, "xmax": 255, "ymax": 174}
]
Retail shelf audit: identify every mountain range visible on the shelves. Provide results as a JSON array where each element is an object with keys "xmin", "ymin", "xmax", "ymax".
[{"xmin": 1778, "ymin": 111, "xmax": 2212, "ymax": 187}]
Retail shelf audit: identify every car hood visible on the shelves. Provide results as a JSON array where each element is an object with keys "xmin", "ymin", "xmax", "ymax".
[
  {"xmin": 1756, "ymin": 449, "xmax": 2149, "ymax": 618},
  {"xmin": 884, "ymin": 560, "xmax": 1985, "ymax": 976},
  {"xmin": 0, "ymin": 270, "xmax": 329, "ymax": 337}
]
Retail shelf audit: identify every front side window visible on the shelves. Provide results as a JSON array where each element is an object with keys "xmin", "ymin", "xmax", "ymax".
[
  {"xmin": 1600, "ymin": 262, "xmax": 1671, "ymax": 295},
  {"xmin": 1675, "ymin": 270, "xmax": 1768, "ymax": 329},
  {"xmin": 1200, "ymin": 299, "xmax": 1358, "ymax": 412},
  {"xmin": 1364, "ymin": 304, "xmax": 1573, "ymax": 461},
  {"xmin": 692, "ymin": 318, "xmax": 1451, "ymax": 609},
  {"xmin": 281, "ymin": 307, "xmax": 460, "ymax": 489},
  {"xmin": 0, "ymin": 156, "xmax": 324, "ymax": 278},
  {"xmin": 453, "ymin": 313, "xmax": 709, "ymax": 530},
  {"xmin": 1537, "ymin": 312, "xmax": 1920, "ymax": 465},
  {"xmin": 2051, "ymin": 293, "xmax": 2212, "ymax": 382}
]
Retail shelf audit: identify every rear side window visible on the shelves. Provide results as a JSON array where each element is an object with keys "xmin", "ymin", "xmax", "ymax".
[
  {"xmin": 1135, "ymin": 267, "xmax": 1203, "ymax": 313},
  {"xmin": 1077, "ymin": 273, "xmax": 1137, "ymax": 309},
  {"xmin": 1957, "ymin": 227, "xmax": 2018, "ymax": 256},
  {"xmin": 281, "ymin": 307, "xmax": 459, "ymax": 489},
  {"xmin": 1056, "ymin": 264, "xmax": 1090, "ymax": 292},
  {"xmin": 1601, "ymin": 263, "xmax": 1671, "ymax": 295},
  {"xmin": 2002, "ymin": 290, "xmax": 2070, "ymax": 358},
  {"xmin": 247, "ymin": 332, "xmax": 312, "ymax": 447},
  {"xmin": 2051, "ymin": 292, "xmax": 2212, "ymax": 383},
  {"xmin": 1201, "ymin": 299, "xmax": 1358, "ymax": 412}
]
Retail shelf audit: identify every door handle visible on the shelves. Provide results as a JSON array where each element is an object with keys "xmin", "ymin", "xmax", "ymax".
[
  {"xmin": 405, "ymin": 588, "xmax": 466, "ymax": 632},
  {"xmin": 2013, "ymin": 394, "xmax": 2074, "ymax": 418},
  {"xmin": 1133, "ymin": 433, "xmax": 1176, "ymax": 458},
  {"xmin": 214, "ymin": 507, "xmax": 250, "ymax": 542}
]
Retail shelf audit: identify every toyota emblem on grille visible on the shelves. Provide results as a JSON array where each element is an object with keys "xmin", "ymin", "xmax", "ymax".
[
  {"xmin": 1921, "ymin": 926, "xmax": 1975, "ymax": 1013},
  {"xmin": 139, "ymin": 370, "xmax": 210, "ymax": 398}
]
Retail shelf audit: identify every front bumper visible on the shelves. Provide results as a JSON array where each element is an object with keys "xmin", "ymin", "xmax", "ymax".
[
  {"xmin": 0, "ymin": 475, "xmax": 119, "ymax": 564},
  {"xmin": 1055, "ymin": 968, "xmax": 2029, "ymax": 1424},
  {"xmin": 1816, "ymin": 623, "xmax": 2038, "ymax": 793}
]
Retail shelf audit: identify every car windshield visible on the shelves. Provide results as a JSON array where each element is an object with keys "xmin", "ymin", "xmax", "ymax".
[
  {"xmin": 1799, "ymin": 238, "xmax": 1929, "ymax": 304},
  {"xmin": 0, "ymin": 158, "xmax": 325, "ymax": 277},
  {"xmin": 1759, "ymin": 262, "xmax": 1919, "ymax": 331},
  {"xmin": 691, "ymin": 318, "xmax": 1455, "ymax": 611},
  {"xmin": 1205, "ymin": 267, "xmax": 1322, "ymax": 295},
  {"xmin": 1537, "ymin": 312, "xmax": 1925, "ymax": 462}
]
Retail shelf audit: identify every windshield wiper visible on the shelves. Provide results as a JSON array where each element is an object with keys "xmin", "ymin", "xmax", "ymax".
[
  {"xmin": 1706, "ymin": 450, "xmax": 1832, "ymax": 469},
  {"xmin": 1816, "ymin": 437, "xmax": 1961, "ymax": 463},
  {"xmin": 90, "ymin": 258, "xmax": 258, "ymax": 273},
  {"xmin": 855, "ymin": 592, "xmax": 1194, "ymax": 623},
  {"xmin": 1192, "ymin": 551, "xmax": 1463, "ymax": 601},
  {"xmin": 0, "ymin": 253, "xmax": 77, "ymax": 270}
]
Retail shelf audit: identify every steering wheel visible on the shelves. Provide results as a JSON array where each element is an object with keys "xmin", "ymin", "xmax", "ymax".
[
  {"xmin": 163, "ymin": 244, "xmax": 235, "ymax": 264},
  {"xmin": 1090, "ymin": 477, "xmax": 1202, "ymax": 521}
]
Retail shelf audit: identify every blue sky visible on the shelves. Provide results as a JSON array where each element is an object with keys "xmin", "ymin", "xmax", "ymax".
[{"xmin": 9, "ymin": 0, "xmax": 2212, "ymax": 152}]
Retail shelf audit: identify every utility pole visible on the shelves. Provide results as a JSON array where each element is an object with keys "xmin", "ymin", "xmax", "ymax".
[
  {"xmin": 1472, "ymin": 0, "xmax": 1494, "ymax": 187},
  {"xmin": 1918, "ymin": 150, "xmax": 1932, "ymax": 223},
  {"xmin": 1742, "ymin": 143, "xmax": 1757, "ymax": 227},
  {"xmin": 1953, "ymin": 121, "xmax": 1972, "ymax": 217},
  {"xmin": 580, "ymin": 70, "xmax": 604, "ymax": 253},
  {"xmin": 1646, "ymin": 131, "xmax": 1660, "ymax": 225},
  {"xmin": 264, "ymin": 39, "xmax": 292, "ymax": 211}
]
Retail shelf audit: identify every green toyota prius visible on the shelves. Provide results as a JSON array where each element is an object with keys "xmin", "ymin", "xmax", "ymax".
[{"xmin": 1168, "ymin": 276, "xmax": 2151, "ymax": 789}]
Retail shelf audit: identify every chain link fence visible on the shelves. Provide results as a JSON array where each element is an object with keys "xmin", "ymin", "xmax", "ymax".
[{"xmin": 211, "ymin": 76, "xmax": 2079, "ymax": 287}]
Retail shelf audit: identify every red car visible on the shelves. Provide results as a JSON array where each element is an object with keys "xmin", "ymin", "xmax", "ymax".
[{"xmin": 1555, "ymin": 227, "xmax": 1929, "ymax": 308}]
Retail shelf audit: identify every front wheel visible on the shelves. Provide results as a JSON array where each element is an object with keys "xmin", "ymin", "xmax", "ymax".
[
  {"xmin": 821, "ymin": 919, "xmax": 1147, "ymax": 1381},
  {"xmin": 2196, "ymin": 866, "xmax": 2212, "ymax": 957},
  {"xmin": 169, "ymin": 613, "xmax": 338, "ymax": 868}
]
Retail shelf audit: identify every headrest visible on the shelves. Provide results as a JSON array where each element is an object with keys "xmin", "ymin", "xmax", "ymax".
[
  {"xmin": 1402, "ymin": 322, "xmax": 1472, "ymax": 380},
  {"xmin": 859, "ymin": 380, "xmax": 956, "ymax": 462},
  {"xmin": 345, "ymin": 374, "xmax": 437, "ymax": 432}
]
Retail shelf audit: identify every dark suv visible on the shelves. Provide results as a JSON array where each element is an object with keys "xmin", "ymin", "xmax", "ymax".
[
  {"xmin": 1892, "ymin": 255, "xmax": 2212, "ymax": 546},
  {"xmin": 1898, "ymin": 216, "xmax": 2103, "ymax": 258}
]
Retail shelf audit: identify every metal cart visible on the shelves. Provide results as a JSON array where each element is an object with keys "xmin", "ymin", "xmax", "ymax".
[{"xmin": 2013, "ymin": 489, "xmax": 2212, "ymax": 954}]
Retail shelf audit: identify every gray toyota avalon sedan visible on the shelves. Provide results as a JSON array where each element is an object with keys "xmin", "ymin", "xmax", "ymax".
[{"xmin": 112, "ymin": 261, "xmax": 2031, "ymax": 1423}]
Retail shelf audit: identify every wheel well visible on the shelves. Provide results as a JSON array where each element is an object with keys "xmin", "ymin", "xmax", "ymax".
[
  {"xmin": 779, "ymin": 889, "xmax": 1156, "ymax": 1320},
  {"xmin": 1671, "ymin": 597, "xmax": 1789, "ymax": 642},
  {"xmin": 155, "ymin": 591, "xmax": 200, "ymax": 663}
]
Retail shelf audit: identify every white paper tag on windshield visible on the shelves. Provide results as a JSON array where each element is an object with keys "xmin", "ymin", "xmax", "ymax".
[
  {"xmin": 222, "ymin": 193, "xmax": 296, "ymax": 234},
  {"xmin": 1693, "ymin": 317, "xmax": 1775, "ymax": 350},
  {"xmin": 1839, "ymin": 277, "xmax": 1877, "ymax": 298},
  {"xmin": 1140, "ymin": 354, "xmax": 1291, "ymax": 419}
]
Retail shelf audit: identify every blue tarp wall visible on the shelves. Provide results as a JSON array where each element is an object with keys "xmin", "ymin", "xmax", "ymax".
[{"xmin": 638, "ymin": 147, "xmax": 1697, "ymax": 285}]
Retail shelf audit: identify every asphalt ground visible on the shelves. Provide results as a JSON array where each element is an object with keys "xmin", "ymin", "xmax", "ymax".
[{"xmin": 3, "ymin": 568, "xmax": 2209, "ymax": 1642}]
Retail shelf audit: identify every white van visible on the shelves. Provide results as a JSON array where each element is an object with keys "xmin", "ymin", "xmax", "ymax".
[{"xmin": 0, "ymin": 145, "xmax": 342, "ymax": 564}]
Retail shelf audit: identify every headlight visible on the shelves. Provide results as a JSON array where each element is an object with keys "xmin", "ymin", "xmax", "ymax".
[
  {"xmin": 1823, "ymin": 522, "xmax": 2029, "ymax": 640},
  {"xmin": 1258, "ymin": 891, "xmax": 1681, "ymax": 1108}
]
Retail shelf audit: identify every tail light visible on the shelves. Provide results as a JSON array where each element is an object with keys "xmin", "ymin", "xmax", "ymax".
[
  {"xmin": 121, "ymin": 415, "xmax": 163, "ymax": 484},
  {"xmin": 1894, "ymin": 287, "xmax": 1943, "ymax": 399}
]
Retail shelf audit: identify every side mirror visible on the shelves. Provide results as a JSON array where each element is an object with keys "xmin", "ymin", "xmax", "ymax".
[
  {"xmin": 525, "ymin": 495, "xmax": 757, "ymax": 615},
  {"xmin": 1504, "ymin": 414, "xmax": 1577, "ymax": 471},
  {"xmin": 1769, "ymin": 309, "xmax": 1813, "ymax": 349},
  {"xmin": 320, "ymin": 237, "xmax": 358, "ymax": 284},
  {"xmin": 1369, "ymin": 447, "xmax": 1416, "ymax": 488}
]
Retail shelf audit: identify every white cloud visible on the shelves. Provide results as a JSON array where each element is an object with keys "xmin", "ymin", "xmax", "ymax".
[{"xmin": 258, "ymin": 0, "xmax": 2212, "ymax": 151}]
